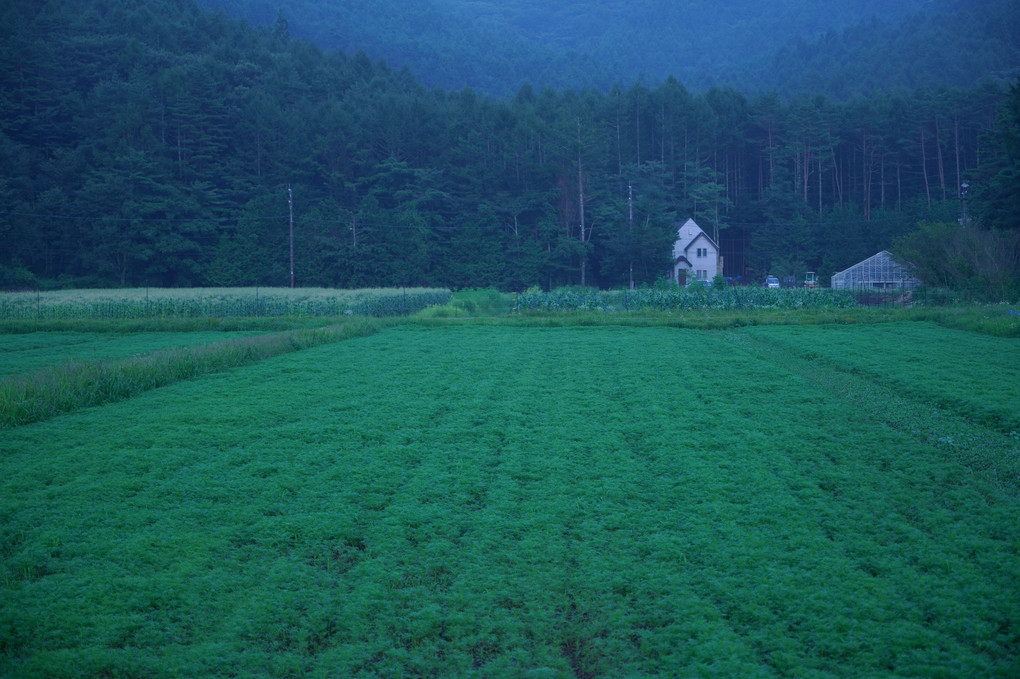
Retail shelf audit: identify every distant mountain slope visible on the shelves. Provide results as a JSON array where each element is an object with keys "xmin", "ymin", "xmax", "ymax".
[
  {"xmin": 195, "ymin": 0, "xmax": 1017, "ymax": 97},
  {"xmin": 760, "ymin": 0, "xmax": 1020, "ymax": 97}
]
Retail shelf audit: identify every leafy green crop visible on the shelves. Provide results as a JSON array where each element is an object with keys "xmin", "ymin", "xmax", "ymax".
[
  {"xmin": 740, "ymin": 321, "xmax": 1020, "ymax": 435},
  {"xmin": 1, "ymin": 325, "xmax": 1017, "ymax": 677},
  {"xmin": 0, "ymin": 331, "xmax": 264, "ymax": 377}
]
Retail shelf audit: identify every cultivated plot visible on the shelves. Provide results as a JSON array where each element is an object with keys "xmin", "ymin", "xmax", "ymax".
[
  {"xmin": 0, "ymin": 331, "xmax": 265, "ymax": 377},
  {"xmin": 739, "ymin": 321, "xmax": 1020, "ymax": 433},
  {"xmin": 1, "ymin": 325, "xmax": 1017, "ymax": 678}
]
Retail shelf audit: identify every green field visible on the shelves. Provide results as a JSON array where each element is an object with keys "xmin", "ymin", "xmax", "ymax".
[
  {"xmin": 1, "ymin": 322, "xmax": 1018, "ymax": 678},
  {"xmin": 0, "ymin": 331, "xmax": 267, "ymax": 377}
]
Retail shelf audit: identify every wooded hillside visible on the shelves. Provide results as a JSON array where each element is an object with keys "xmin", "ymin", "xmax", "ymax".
[
  {"xmin": 1, "ymin": 0, "xmax": 1017, "ymax": 291},
  {"xmin": 197, "ymin": 0, "xmax": 1020, "ymax": 97}
]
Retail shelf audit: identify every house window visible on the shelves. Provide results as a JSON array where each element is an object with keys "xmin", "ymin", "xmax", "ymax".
[{"xmin": 696, "ymin": 248, "xmax": 706, "ymax": 257}]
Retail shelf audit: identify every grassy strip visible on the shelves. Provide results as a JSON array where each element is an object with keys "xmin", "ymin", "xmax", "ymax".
[
  {"xmin": 0, "ymin": 316, "xmax": 339, "ymax": 334},
  {"xmin": 896, "ymin": 304, "xmax": 1020, "ymax": 337},
  {"xmin": 0, "ymin": 317, "xmax": 387, "ymax": 429},
  {"xmin": 417, "ymin": 304, "xmax": 1020, "ymax": 335}
]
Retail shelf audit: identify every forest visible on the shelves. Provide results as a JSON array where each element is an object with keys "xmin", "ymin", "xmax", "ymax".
[
  {"xmin": 1, "ymin": 0, "xmax": 1018, "ymax": 293},
  {"xmin": 194, "ymin": 0, "xmax": 1020, "ymax": 98}
]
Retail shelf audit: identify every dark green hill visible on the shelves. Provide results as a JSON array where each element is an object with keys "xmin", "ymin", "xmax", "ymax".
[
  {"xmin": 2, "ymin": 0, "xmax": 1016, "ymax": 293},
  {"xmin": 195, "ymin": 0, "xmax": 1018, "ymax": 97}
]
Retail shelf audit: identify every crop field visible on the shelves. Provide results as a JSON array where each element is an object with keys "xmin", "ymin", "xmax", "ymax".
[
  {"xmin": 0, "ymin": 331, "xmax": 266, "ymax": 377},
  {"xmin": 1, "ymin": 322, "xmax": 1018, "ymax": 678},
  {"xmin": 0, "ymin": 287, "xmax": 452, "ymax": 320},
  {"xmin": 516, "ymin": 286, "xmax": 859, "ymax": 312},
  {"xmin": 739, "ymin": 322, "xmax": 1020, "ymax": 434}
]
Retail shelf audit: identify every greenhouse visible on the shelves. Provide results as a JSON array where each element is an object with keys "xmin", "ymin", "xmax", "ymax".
[{"xmin": 830, "ymin": 250, "xmax": 920, "ymax": 290}]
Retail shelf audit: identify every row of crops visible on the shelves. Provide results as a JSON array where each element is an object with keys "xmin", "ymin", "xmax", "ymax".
[
  {"xmin": 516, "ymin": 285, "xmax": 859, "ymax": 311},
  {"xmin": 0, "ymin": 287, "xmax": 453, "ymax": 320}
]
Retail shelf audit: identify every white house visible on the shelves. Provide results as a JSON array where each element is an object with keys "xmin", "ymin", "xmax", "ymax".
[{"xmin": 671, "ymin": 218, "xmax": 721, "ymax": 285}]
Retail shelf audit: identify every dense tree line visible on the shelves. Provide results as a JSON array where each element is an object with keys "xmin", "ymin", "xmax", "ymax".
[{"xmin": 1, "ymin": 0, "xmax": 1017, "ymax": 292}]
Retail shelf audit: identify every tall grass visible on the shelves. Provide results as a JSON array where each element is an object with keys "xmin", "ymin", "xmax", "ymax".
[
  {"xmin": 0, "ymin": 316, "xmax": 339, "ymax": 334},
  {"xmin": 0, "ymin": 318, "xmax": 388, "ymax": 428}
]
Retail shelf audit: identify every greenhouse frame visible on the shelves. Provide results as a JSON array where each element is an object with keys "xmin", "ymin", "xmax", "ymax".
[{"xmin": 830, "ymin": 250, "xmax": 920, "ymax": 290}]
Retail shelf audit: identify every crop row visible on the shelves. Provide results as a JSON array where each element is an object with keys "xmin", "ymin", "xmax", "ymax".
[
  {"xmin": 517, "ymin": 286, "xmax": 859, "ymax": 312},
  {"xmin": 0, "ymin": 288, "xmax": 452, "ymax": 319},
  {"xmin": 2, "ymin": 325, "xmax": 1015, "ymax": 677}
]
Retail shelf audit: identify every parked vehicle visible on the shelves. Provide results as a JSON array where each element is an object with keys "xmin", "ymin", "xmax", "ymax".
[
  {"xmin": 804, "ymin": 271, "xmax": 818, "ymax": 288},
  {"xmin": 765, "ymin": 276, "xmax": 780, "ymax": 289}
]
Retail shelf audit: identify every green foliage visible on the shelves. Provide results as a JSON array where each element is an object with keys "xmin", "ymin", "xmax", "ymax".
[
  {"xmin": 0, "ymin": 330, "xmax": 265, "ymax": 377},
  {"xmin": 743, "ymin": 321, "xmax": 1020, "ymax": 434},
  {"xmin": 448, "ymin": 288, "xmax": 513, "ymax": 315},
  {"xmin": 0, "ymin": 0, "xmax": 1015, "ymax": 292},
  {"xmin": 972, "ymin": 79, "xmax": 1020, "ymax": 231},
  {"xmin": 893, "ymin": 223, "xmax": 1020, "ymax": 301},
  {"xmin": 900, "ymin": 304, "xmax": 1020, "ymax": 337},
  {"xmin": 0, "ymin": 288, "xmax": 453, "ymax": 320},
  {"xmin": 518, "ymin": 286, "xmax": 858, "ymax": 312},
  {"xmin": 1, "ymin": 324, "xmax": 1017, "ymax": 676},
  {"xmin": 0, "ymin": 318, "xmax": 385, "ymax": 428}
]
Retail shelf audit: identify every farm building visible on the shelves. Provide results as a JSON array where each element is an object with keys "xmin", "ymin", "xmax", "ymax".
[
  {"xmin": 830, "ymin": 250, "xmax": 920, "ymax": 290},
  {"xmin": 671, "ymin": 218, "xmax": 722, "ymax": 285}
]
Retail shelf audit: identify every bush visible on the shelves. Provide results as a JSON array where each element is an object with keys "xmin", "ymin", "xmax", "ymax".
[
  {"xmin": 893, "ymin": 223, "xmax": 1020, "ymax": 302},
  {"xmin": 0, "ymin": 263, "xmax": 37, "ymax": 290},
  {"xmin": 450, "ymin": 288, "xmax": 512, "ymax": 315}
]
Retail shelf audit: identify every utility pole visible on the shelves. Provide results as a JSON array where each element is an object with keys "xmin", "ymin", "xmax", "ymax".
[
  {"xmin": 960, "ymin": 182, "xmax": 970, "ymax": 227},
  {"xmin": 577, "ymin": 120, "xmax": 587, "ymax": 287},
  {"xmin": 628, "ymin": 183, "xmax": 634, "ymax": 290},
  {"xmin": 288, "ymin": 184, "xmax": 295, "ymax": 288}
]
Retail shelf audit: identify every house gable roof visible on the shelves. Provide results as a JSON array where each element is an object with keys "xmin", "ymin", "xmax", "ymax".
[
  {"xmin": 673, "ymin": 218, "xmax": 718, "ymax": 259},
  {"xmin": 684, "ymin": 231, "xmax": 717, "ymax": 254}
]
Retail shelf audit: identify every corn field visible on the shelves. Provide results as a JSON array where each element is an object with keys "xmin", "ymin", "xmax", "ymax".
[
  {"xmin": 516, "ymin": 286, "xmax": 858, "ymax": 312},
  {"xmin": 0, "ymin": 288, "xmax": 453, "ymax": 320}
]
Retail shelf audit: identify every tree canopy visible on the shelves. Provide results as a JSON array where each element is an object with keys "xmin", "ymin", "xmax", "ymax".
[{"xmin": 0, "ymin": 0, "xmax": 1016, "ymax": 291}]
